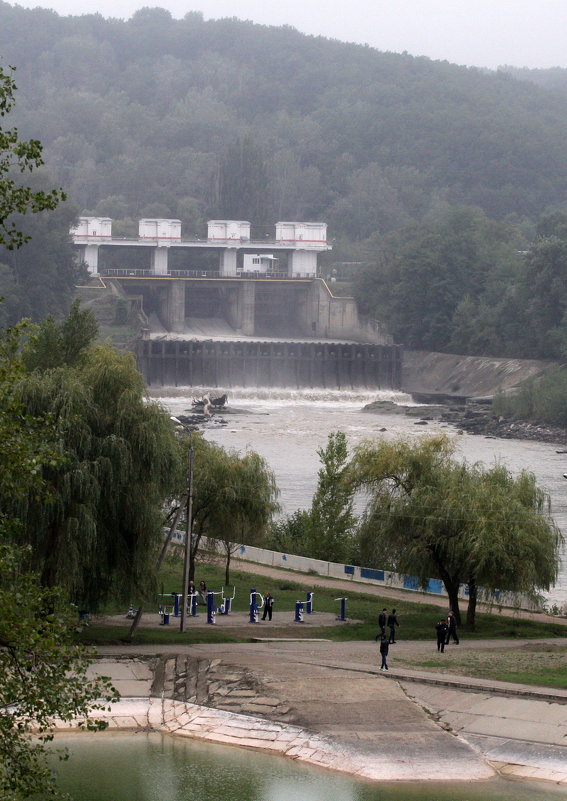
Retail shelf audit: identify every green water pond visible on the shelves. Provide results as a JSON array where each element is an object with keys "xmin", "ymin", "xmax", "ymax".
[{"xmin": 52, "ymin": 732, "xmax": 565, "ymax": 801}]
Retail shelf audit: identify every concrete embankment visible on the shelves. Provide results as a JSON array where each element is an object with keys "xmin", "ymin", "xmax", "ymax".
[
  {"xmin": 402, "ymin": 350, "xmax": 552, "ymax": 399},
  {"xmin": 60, "ymin": 636, "xmax": 567, "ymax": 786}
]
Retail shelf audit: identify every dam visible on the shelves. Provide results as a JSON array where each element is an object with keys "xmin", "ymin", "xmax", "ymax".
[
  {"xmin": 72, "ymin": 216, "xmax": 401, "ymax": 390},
  {"xmin": 137, "ymin": 337, "xmax": 402, "ymax": 389}
]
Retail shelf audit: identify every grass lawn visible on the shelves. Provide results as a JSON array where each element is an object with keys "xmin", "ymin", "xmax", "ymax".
[
  {"xmin": 395, "ymin": 643, "xmax": 567, "ymax": 690},
  {"xmin": 78, "ymin": 557, "xmax": 567, "ymax": 647}
]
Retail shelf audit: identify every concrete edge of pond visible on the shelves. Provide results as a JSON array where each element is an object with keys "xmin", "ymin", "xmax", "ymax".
[{"xmin": 48, "ymin": 697, "xmax": 496, "ymax": 783}]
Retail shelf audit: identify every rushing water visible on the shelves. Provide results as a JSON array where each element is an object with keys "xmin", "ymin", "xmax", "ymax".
[
  {"xmin": 53, "ymin": 733, "xmax": 565, "ymax": 801},
  {"xmin": 159, "ymin": 387, "xmax": 567, "ymax": 609}
]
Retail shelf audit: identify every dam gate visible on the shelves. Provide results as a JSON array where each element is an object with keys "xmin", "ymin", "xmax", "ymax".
[{"xmin": 137, "ymin": 339, "xmax": 402, "ymax": 390}]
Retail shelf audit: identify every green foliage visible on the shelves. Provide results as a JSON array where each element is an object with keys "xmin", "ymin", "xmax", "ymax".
[
  {"xmin": 493, "ymin": 368, "xmax": 567, "ymax": 426},
  {"xmin": 266, "ymin": 432, "xmax": 356, "ymax": 563},
  {"xmin": 356, "ymin": 206, "xmax": 525, "ymax": 354},
  {"xmin": 267, "ymin": 509, "xmax": 313, "ymax": 555},
  {"xmin": 5, "ymin": 312, "xmax": 182, "ymax": 610},
  {"xmin": 214, "ymin": 136, "xmax": 271, "ymax": 234},
  {"xmin": 171, "ymin": 434, "xmax": 279, "ymax": 584},
  {"xmin": 0, "ymin": 65, "xmax": 64, "ymax": 250},
  {"xmin": 0, "ymin": 543, "xmax": 118, "ymax": 801},
  {"xmin": 23, "ymin": 299, "xmax": 99, "ymax": 370},
  {"xmin": 350, "ymin": 435, "xmax": 562, "ymax": 628},
  {"xmin": 4, "ymin": 7, "xmax": 567, "ymax": 244},
  {"xmin": 0, "ymin": 322, "xmax": 118, "ymax": 800},
  {"xmin": 309, "ymin": 431, "xmax": 356, "ymax": 562}
]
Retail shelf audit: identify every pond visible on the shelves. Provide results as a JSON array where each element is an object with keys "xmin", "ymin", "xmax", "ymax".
[{"xmin": 52, "ymin": 732, "xmax": 565, "ymax": 801}]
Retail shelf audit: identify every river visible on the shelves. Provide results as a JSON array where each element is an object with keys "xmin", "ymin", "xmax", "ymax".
[{"xmin": 158, "ymin": 387, "xmax": 567, "ymax": 609}]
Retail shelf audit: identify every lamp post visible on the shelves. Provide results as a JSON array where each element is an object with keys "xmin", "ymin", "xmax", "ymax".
[{"xmin": 171, "ymin": 417, "xmax": 194, "ymax": 633}]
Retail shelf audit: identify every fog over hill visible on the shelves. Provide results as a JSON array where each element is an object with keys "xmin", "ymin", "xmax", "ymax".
[
  {"xmin": 4, "ymin": 3, "xmax": 567, "ymax": 363},
  {"xmin": 2, "ymin": 1, "xmax": 567, "ymax": 238}
]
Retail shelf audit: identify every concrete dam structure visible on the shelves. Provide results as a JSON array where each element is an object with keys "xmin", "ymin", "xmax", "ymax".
[
  {"xmin": 72, "ymin": 216, "xmax": 401, "ymax": 390},
  {"xmin": 137, "ymin": 338, "xmax": 402, "ymax": 390},
  {"xmin": 127, "ymin": 276, "xmax": 401, "ymax": 389}
]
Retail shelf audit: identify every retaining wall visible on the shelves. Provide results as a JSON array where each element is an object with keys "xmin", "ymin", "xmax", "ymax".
[{"xmin": 228, "ymin": 542, "xmax": 540, "ymax": 612}]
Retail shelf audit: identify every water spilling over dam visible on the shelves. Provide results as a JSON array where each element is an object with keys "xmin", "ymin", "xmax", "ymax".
[{"xmin": 136, "ymin": 338, "xmax": 402, "ymax": 390}]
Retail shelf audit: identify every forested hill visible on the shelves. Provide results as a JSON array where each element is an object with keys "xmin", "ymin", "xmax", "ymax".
[{"xmin": 3, "ymin": 1, "xmax": 567, "ymax": 239}]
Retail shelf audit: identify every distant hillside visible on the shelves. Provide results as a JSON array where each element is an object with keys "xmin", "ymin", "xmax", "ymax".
[
  {"xmin": 502, "ymin": 65, "xmax": 567, "ymax": 95},
  {"xmin": 2, "ymin": 2, "xmax": 567, "ymax": 243}
]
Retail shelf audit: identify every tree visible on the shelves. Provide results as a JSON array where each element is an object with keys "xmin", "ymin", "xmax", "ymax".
[
  {"xmin": 267, "ymin": 509, "xmax": 313, "ymax": 556},
  {"xmin": 0, "ymin": 325, "xmax": 117, "ymax": 801},
  {"xmin": 351, "ymin": 435, "xmax": 561, "ymax": 628},
  {"xmin": 209, "ymin": 449, "xmax": 279, "ymax": 585},
  {"xmin": 172, "ymin": 435, "xmax": 278, "ymax": 585},
  {"xmin": 0, "ymin": 546, "xmax": 118, "ymax": 801},
  {"xmin": 309, "ymin": 431, "xmax": 356, "ymax": 563},
  {"xmin": 214, "ymin": 136, "xmax": 271, "ymax": 235},
  {"xmin": 5, "ymin": 310, "xmax": 182, "ymax": 610},
  {"xmin": 0, "ymin": 66, "xmax": 64, "ymax": 250}
]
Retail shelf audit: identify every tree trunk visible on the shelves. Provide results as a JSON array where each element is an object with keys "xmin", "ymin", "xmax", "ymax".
[
  {"xmin": 443, "ymin": 581, "xmax": 461, "ymax": 626},
  {"xmin": 127, "ymin": 604, "xmax": 144, "ymax": 641},
  {"xmin": 155, "ymin": 502, "xmax": 185, "ymax": 573},
  {"xmin": 225, "ymin": 548, "xmax": 231, "ymax": 586},
  {"xmin": 189, "ymin": 529, "xmax": 202, "ymax": 582},
  {"xmin": 466, "ymin": 578, "xmax": 478, "ymax": 630},
  {"xmin": 430, "ymin": 556, "xmax": 462, "ymax": 625}
]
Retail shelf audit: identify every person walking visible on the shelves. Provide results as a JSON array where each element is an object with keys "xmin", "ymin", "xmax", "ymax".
[
  {"xmin": 375, "ymin": 608, "xmax": 387, "ymax": 641},
  {"xmin": 262, "ymin": 592, "xmax": 274, "ymax": 621},
  {"xmin": 436, "ymin": 619, "xmax": 448, "ymax": 652},
  {"xmin": 446, "ymin": 610, "xmax": 460, "ymax": 644},
  {"xmin": 379, "ymin": 634, "xmax": 389, "ymax": 671},
  {"xmin": 387, "ymin": 609, "xmax": 399, "ymax": 643}
]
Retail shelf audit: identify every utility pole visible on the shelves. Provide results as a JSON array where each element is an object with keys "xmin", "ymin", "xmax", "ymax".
[{"xmin": 171, "ymin": 417, "xmax": 194, "ymax": 634}]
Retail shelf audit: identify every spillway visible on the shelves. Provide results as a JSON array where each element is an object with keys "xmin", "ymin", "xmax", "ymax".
[{"xmin": 136, "ymin": 338, "xmax": 402, "ymax": 390}]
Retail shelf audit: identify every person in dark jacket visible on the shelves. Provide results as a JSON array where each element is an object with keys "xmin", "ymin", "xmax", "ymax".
[
  {"xmin": 445, "ymin": 610, "xmax": 460, "ymax": 644},
  {"xmin": 387, "ymin": 609, "xmax": 399, "ymax": 643},
  {"xmin": 375, "ymin": 608, "xmax": 387, "ymax": 640},
  {"xmin": 379, "ymin": 634, "xmax": 389, "ymax": 670},
  {"xmin": 436, "ymin": 619, "xmax": 448, "ymax": 652},
  {"xmin": 262, "ymin": 592, "xmax": 274, "ymax": 621}
]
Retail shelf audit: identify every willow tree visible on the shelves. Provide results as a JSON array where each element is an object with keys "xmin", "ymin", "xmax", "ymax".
[
  {"xmin": 170, "ymin": 435, "xmax": 279, "ymax": 584},
  {"xmin": 9, "ymin": 337, "xmax": 182, "ymax": 610},
  {"xmin": 351, "ymin": 435, "xmax": 561, "ymax": 628},
  {"xmin": 0, "ymin": 323, "xmax": 118, "ymax": 800},
  {"xmin": 207, "ymin": 449, "xmax": 279, "ymax": 585}
]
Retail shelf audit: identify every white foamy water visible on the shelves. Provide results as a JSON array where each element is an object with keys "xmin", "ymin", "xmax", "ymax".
[{"xmin": 157, "ymin": 387, "xmax": 567, "ymax": 608}]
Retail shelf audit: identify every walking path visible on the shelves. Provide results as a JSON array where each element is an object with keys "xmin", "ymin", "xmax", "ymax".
[{"xmin": 80, "ymin": 637, "xmax": 567, "ymax": 787}]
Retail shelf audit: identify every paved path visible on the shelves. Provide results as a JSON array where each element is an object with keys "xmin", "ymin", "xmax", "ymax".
[{"xmin": 90, "ymin": 638, "xmax": 567, "ymax": 786}]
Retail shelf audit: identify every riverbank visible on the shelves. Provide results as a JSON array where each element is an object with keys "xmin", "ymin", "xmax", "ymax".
[
  {"xmin": 72, "ymin": 640, "xmax": 567, "ymax": 786},
  {"xmin": 363, "ymin": 398, "xmax": 567, "ymax": 447}
]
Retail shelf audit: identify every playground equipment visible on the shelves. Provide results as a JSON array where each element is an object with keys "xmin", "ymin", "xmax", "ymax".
[
  {"xmin": 294, "ymin": 600, "xmax": 304, "ymax": 622},
  {"xmin": 305, "ymin": 591, "xmax": 314, "ymax": 614},
  {"xmin": 335, "ymin": 597, "xmax": 347, "ymax": 621},
  {"xmin": 218, "ymin": 586, "xmax": 235, "ymax": 615},
  {"xmin": 158, "ymin": 601, "xmax": 172, "ymax": 625},
  {"xmin": 249, "ymin": 588, "xmax": 264, "ymax": 623}
]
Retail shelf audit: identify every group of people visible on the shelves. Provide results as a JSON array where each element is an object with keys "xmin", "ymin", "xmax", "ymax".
[
  {"xmin": 375, "ymin": 608, "xmax": 399, "ymax": 671},
  {"xmin": 188, "ymin": 580, "xmax": 208, "ymax": 605},
  {"xmin": 435, "ymin": 611, "xmax": 459, "ymax": 652},
  {"xmin": 375, "ymin": 606, "xmax": 460, "ymax": 670}
]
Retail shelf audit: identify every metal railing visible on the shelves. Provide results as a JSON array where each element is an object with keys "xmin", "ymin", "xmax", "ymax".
[{"xmin": 100, "ymin": 268, "xmax": 317, "ymax": 280}]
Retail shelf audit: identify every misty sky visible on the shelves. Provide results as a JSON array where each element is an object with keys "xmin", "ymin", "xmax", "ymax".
[{"xmin": 9, "ymin": 0, "xmax": 567, "ymax": 70}]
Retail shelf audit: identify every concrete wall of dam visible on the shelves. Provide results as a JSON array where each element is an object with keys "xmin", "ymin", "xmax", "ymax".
[{"xmin": 136, "ymin": 338, "xmax": 402, "ymax": 390}]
